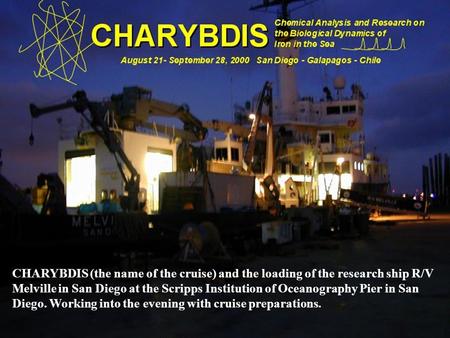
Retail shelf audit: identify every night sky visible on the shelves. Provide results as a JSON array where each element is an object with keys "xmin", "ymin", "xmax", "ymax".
[{"xmin": 0, "ymin": 0, "xmax": 449, "ymax": 194}]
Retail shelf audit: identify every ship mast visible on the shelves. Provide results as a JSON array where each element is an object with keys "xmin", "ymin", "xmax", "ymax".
[{"xmin": 250, "ymin": 0, "xmax": 316, "ymax": 123}]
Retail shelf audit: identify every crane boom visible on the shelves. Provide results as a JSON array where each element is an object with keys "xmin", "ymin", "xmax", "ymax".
[
  {"xmin": 243, "ymin": 81, "xmax": 274, "ymax": 174},
  {"xmin": 144, "ymin": 98, "xmax": 208, "ymax": 141},
  {"xmin": 111, "ymin": 86, "xmax": 207, "ymax": 141}
]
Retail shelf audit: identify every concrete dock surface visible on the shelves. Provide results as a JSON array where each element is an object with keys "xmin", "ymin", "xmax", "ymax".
[{"xmin": 1, "ymin": 218, "xmax": 449, "ymax": 338}]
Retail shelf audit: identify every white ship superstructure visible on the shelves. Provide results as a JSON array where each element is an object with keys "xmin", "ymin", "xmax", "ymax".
[{"xmin": 208, "ymin": 0, "xmax": 389, "ymax": 207}]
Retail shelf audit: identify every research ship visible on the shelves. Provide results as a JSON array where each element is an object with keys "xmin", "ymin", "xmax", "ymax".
[
  {"xmin": 28, "ymin": 0, "xmax": 389, "ymax": 214},
  {"xmin": 0, "ymin": 1, "xmax": 400, "ymax": 271}
]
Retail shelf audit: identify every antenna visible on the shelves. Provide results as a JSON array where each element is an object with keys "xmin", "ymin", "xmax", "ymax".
[{"xmin": 250, "ymin": 0, "xmax": 318, "ymax": 19}]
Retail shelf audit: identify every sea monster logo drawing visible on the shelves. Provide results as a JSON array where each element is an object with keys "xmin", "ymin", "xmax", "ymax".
[{"xmin": 18, "ymin": 0, "xmax": 93, "ymax": 85}]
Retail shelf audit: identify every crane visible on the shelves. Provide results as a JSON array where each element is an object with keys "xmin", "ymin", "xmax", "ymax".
[
  {"xmin": 30, "ymin": 87, "xmax": 210, "ymax": 211},
  {"xmin": 110, "ymin": 86, "xmax": 208, "ymax": 141},
  {"xmin": 243, "ymin": 81, "xmax": 274, "ymax": 176},
  {"xmin": 111, "ymin": 86, "xmax": 208, "ymax": 172},
  {"xmin": 241, "ymin": 81, "xmax": 280, "ymax": 212},
  {"xmin": 30, "ymin": 90, "xmax": 142, "ymax": 211}
]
